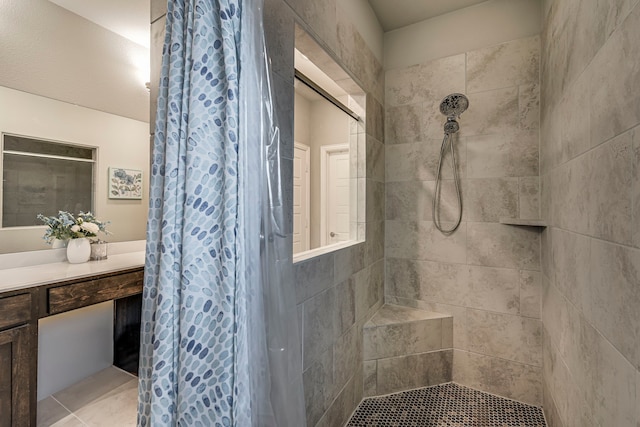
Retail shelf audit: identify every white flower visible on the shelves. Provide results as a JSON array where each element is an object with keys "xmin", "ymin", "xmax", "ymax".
[
  {"xmin": 81, "ymin": 222, "xmax": 100, "ymax": 234},
  {"xmin": 71, "ymin": 225, "xmax": 80, "ymax": 232}
]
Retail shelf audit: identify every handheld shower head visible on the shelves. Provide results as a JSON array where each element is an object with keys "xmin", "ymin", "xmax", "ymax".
[{"xmin": 439, "ymin": 93, "xmax": 469, "ymax": 118}]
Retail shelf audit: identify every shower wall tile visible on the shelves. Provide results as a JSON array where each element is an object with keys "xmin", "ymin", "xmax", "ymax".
[
  {"xmin": 363, "ymin": 320, "xmax": 443, "ymax": 360},
  {"xmin": 466, "ymin": 309, "xmax": 542, "ymax": 366},
  {"xmin": 385, "ymin": 103, "xmax": 426, "ymax": 145},
  {"xmin": 364, "ymin": 221, "xmax": 384, "ymax": 265},
  {"xmin": 366, "ymin": 180, "xmax": 385, "ymax": 223},
  {"xmin": 286, "ymin": 0, "xmax": 337, "ymax": 54},
  {"xmin": 303, "ymin": 287, "xmax": 338, "ymax": 368},
  {"xmin": 385, "ymin": 258, "xmax": 468, "ymax": 307},
  {"xmin": 150, "ymin": 0, "xmax": 166, "ymax": 23},
  {"xmin": 336, "ymin": 7, "xmax": 384, "ymax": 103},
  {"xmin": 587, "ymin": 130, "xmax": 633, "ymax": 246},
  {"xmin": 303, "ymin": 347, "xmax": 334, "ymax": 426},
  {"xmin": 592, "ymin": 329, "xmax": 637, "ymax": 427},
  {"xmin": 466, "ymin": 131, "xmax": 539, "ymax": 178},
  {"xmin": 467, "ymin": 36, "xmax": 540, "ymax": 94},
  {"xmin": 385, "ymin": 54, "xmax": 466, "ymax": 108},
  {"xmin": 519, "ymin": 83, "xmax": 540, "ymax": 131},
  {"xmin": 589, "ymin": 239, "xmax": 640, "ymax": 370},
  {"xmin": 315, "ymin": 377, "xmax": 355, "ymax": 427},
  {"xmin": 264, "ymin": 0, "xmax": 295, "ymax": 82},
  {"xmin": 550, "ymin": 228, "xmax": 592, "ymax": 321},
  {"xmin": 634, "ymin": 127, "xmax": 640, "ymax": 248},
  {"xmin": 466, "ymin": 266, "xmax": 520, "ymax": 315},
  {"xmin": 386, "ymin": 220, "xmax": 467, "ymax": 264},
  {"xmin": 336, "ymin": 277, "xmax": 356, "ymax": 336},
  {"xmin": 375, "ymin": 350, "xmax": 453, "ymax": 395},
  {"xmin": 519, "ymin": 270, "xmax": 541, "ymax": 319},
  {"xmin": 149, "ymin": 16, "xmax": 165, "ymax": 135},
  {"xmin": 453, "ymin": 350, "xmax": 542, "ymax": 406},
  {"xmin": 385, "ymin": 138, "xmax": 466, "ymax": 182},
  {"xmin": 461, "ymin": 87, "xmax": 519, "ymax": 137},
  {"xmin": 467, "ymin": 222, "xmax": 540, "ymax": 270},
  {"xmin": 295, "ymin": 254, "xmax": 334, "ymax": 304},
  {"xmin": 333, "ymin": 244, "xmax": 365, "ymax": 285},
  {"xmin": 384, "ymin": 35, "xmax": 542, "ymax": 404},
  {"xmin": 464, "ymin": 178, "xmax": 519, "ymax": 222},
  {"xmin": 366, "ymin": 137, "xmax": 385, "ymax": 183},
  {"xmin": 518, "ymin": 177, "xmax": 539, "ymax": 219},
  {"xmin": 559, "ymin": 69, "xmax": 590, "ymax": 163},
  {"xmin": 334, "ymin": 325, "xmax": 360, "ymax": 390},
  {"xmin": 589, "ymin": 5, "xmax": 640, "ymax": 146},
  {"xmin": 366, "ymin": 95, "xmax": 385, "ymax": 141}
]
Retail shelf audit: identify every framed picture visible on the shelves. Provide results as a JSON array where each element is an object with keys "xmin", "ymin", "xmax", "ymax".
[{"xmin": 108, "ymin": 167, "xmax": 143, "ymax": 199}]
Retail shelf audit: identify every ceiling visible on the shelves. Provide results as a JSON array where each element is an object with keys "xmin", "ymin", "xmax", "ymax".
[
  {"xmin": 48, "ymin": 0, "xmax": 149, "ymax": 48},
  {"xmin": 368, "ymin": 0, "xmax": 491, "ymax": 32}
]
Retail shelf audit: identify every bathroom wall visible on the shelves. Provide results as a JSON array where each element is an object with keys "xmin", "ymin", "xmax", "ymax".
[
  {"xmin": 539, "ymin": 1, "xmax": 640, "ymax": 426},
  {"xmin": 151, "ymin": 1, "xmax": 385, "ymax": 425},
  {"xmin": 274, "ymin": 1, "xmax": 386, "ymax": 425},
  {"xmin": 384, "ymin": 35, "xmax": 543, "ymax": 405}
]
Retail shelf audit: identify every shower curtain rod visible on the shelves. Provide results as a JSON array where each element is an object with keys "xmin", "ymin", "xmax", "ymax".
[{"xmin": 294, "ymin": 69, "xmax": 360, "ymax": 121}]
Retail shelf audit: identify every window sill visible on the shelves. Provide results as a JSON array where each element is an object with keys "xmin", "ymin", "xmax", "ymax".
[{"xmin": 293, "ymin": 239, "xmax": 364, "ymax": 264}]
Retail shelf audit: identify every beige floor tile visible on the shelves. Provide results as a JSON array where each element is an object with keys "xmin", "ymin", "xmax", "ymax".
[{"xmin": 73, "ymin": 379, "xmax": 138, "ymax": 427}]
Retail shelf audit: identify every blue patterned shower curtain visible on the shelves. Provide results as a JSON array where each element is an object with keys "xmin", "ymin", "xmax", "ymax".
[{"xmin": 138, "ymin": 0, "xmax": 305, "ymax": 425}]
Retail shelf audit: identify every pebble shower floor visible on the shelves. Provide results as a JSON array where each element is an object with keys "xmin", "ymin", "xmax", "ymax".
[{"xmin": 346, "ymin": 383, "xmax": 547, "ymax": 427}]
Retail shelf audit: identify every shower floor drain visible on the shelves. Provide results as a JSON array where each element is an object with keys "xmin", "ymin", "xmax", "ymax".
[{"xmin": 346, "ymin": 382, "xmax": 547, "ymax": 427}]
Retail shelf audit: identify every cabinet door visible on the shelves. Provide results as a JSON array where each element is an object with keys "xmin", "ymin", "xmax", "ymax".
[{"xmin": 0, "ymin": 325, "xmax": 31, "ymax": 427}]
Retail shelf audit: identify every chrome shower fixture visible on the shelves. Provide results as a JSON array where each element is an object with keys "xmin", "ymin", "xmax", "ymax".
[
  {"xmin": 439, "ymin": 93, "xmax": 469, "ymax": 117},
  {"xmin": 439, "ymin": 93, "xmax": 469, "ymax": 135}
]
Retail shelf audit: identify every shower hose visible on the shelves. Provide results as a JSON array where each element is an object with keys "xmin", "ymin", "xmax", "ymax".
[{"xmin": 432, "ymin": 132, "xmax": 462, "ymax": 234}]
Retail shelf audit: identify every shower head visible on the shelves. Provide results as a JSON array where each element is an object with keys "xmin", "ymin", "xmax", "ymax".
[
  {"xmin": 440, "ymin": 93, "xmax": 469, "ymax": 118},
  {"xmin": 443, "ymin": 117, "xmax": 460, "ymax": 134}
]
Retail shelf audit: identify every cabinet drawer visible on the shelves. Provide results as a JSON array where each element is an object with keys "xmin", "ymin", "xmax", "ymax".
[
  {"xmin": 0, "ymin": 294, "xmax": 31, "ymax": 331},
  {"xmin": 48, "ymin": 270, "xmax": 143, "ymax": 314}
]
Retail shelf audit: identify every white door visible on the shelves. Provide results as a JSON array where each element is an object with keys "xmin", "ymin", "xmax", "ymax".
[
  {"xmin": 320, "ymin": 144, "xmax": 350, "ymax": 245},
  {"xmin": 293, "ymin": 142, "xmax": 310, "ymax": 253}
]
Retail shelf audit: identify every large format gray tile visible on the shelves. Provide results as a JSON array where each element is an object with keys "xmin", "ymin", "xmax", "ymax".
[
  {"xmin": 467, "ymin": 36, "xmax": 540, "ymax": 93},
  {"xmin": 467, "ymin": 222, "xmax": 540, "ymax": 270},
  {"xmin": 303, "ymin": 347, "xmax": 334, "ymax": 427},
  {"xmin": 551, "ymin": 228, "xmax": 592, "ymax": 320},
  {"xmin": 385, "ymin": 54, "xmax": 465, "ymax": 108},
  {"xmin": 589, "ymin": 4, "xmax": 640, "ymax": 146},
  {"xmin": 467, "ymin": 131, "xmax": 539, "ymax": 178},
  {"xmin": 295, "ymin": 254, "xmax": 334, "ymax": 304},
  {"xmin": 385, "ymin": 258, "xmax": 469, "ymax": 307},
  {"xmin": 592, "ymin": 329, "xmax": 636, "ymax": 427},
  {"xmin": 519, "ymin": 83, "xmax": 540, "ymax": 132},
  {"xmin": 589, "ymin": 238, "xmax": 640, "ymax": 370},
  {"xmin": 302, "ymin": 287, "xmax": 337, "ymax": 369},
  {"xmin": 464, "ymin": 178, "xmax": 519, "ymax": 222},
  {"xmin": 73, "ymin": 379, "xmax": 138, "ymax": 427},
  {"xmin": 519, "ymin": 270, "xmax": 541, "ymax": 319},
  {"xmin": 461, "ymin": 88, "xmax": 519, "ymax": 137},
  {"xmin": 264, "ymin": 0, "xmax": 294, "ymax": 82},
  {"xmin": 52, "ymin": 367, "xmax": 135, "ymax": 413},
  {"xmin": 37, "ymin": 397, "xmax": 78, "ymax": 427},
  {"xmin": 386, "ymin": 220, "xmax": 467, "ymax": 264},
  {"xmin": 385, "ymin": 103, "xmax": 425, "ymax": 145},
  {"xmin": 364, "ymin": 319, "xmax": 443, "ymax": 360},
  {"xmin": 634, "ymin": 126, "xmax": 640, "ymax": 248},
  {"xmin": 288, "ymin": 0, "xmax": 337, "ymax": 54},
  {"xmin": 376, "ymin": 350, "xmax": 452, "ymax": 395},
  {"xmin": 466, "ymin": 266, "xmax": 520, "ymax": 315},
  {"xmin": 588, "ymin": 130, "xmax": 633, "ymax": 246},
  {"xmin": 466, "ymin": 309, "xmax": 542, "ymax": 366},
  {"xmin": 519, "ymin": 177, "xmax": 540, "ymax": 220}
]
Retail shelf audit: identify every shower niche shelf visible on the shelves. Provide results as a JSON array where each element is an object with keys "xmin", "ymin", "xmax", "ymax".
[{"xmin": 499, "ymin": 217, "xmax": 547, "ymax": 228}]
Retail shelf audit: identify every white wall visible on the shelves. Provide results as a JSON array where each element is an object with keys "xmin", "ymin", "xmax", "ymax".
[
  {"xmin": 0, "ymin": 87, "xmax": 149, "ymax": 254},
  {"xmin": 37, "ymin": 302, "xmax": 114, "ymax": 400},
  {"xmin": 384, "ymin": 0, "xmax": 542, "ymax": 70},
  {"xmin": 0, "ymin": 0, "xmax": 149, "ymax": 122}
]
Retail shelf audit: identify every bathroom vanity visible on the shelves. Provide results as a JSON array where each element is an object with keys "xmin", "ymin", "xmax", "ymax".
[{"xmin": 0, "ymin": 253, "xmax": 144, "ymax": 426}]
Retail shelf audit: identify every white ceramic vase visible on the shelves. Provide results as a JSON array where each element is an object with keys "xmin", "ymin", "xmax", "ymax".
[
  {"xmin": 66, "ymin": 238, "xmax": 91, "ymax": 264},
  {"xmin": 51, "ymin": 238, "xmax": 67, "ymax": 249}
]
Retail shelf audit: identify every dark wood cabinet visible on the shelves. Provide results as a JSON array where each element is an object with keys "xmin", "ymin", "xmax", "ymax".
[
  {"xmin": 0, "ymin": 266, "xmax": 143, "ymax": 426},
  {"xmin": 0, "ymin": 291, "xmax": 33, "ymax": 427}
]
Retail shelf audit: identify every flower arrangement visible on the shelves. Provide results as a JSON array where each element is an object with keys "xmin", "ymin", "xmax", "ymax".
[{"xmin": 37, "ymin": 211, "xmax": 109, "ymax": 244}]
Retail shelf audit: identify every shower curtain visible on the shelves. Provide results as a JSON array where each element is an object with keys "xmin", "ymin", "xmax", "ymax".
[{"xmin": 138, "ymin": 0, "xmax": 305, "ymax": 425}]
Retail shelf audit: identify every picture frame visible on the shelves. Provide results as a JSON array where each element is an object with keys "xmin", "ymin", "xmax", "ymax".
[{"xmin": 108, "ymin": 167, "xmax": 143, "ymax": 199}]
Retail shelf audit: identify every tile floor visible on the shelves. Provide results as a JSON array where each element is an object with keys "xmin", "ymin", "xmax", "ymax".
[
  {"xmin": 37, "ymin": 366, "xmax": 138, "ymax": 427},
  {"xmin": 347, "ymin": 382, "xmax": 547, "ymax": 427}
]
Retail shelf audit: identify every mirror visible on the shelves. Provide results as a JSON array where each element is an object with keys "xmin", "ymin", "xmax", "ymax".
[
  {"xmin": 0, "ymin": 0, "xmax": 150, "ymax": 254},
  {"xmin": 293, "ymin": 25, "xmax": 365, "ymax": 258}
]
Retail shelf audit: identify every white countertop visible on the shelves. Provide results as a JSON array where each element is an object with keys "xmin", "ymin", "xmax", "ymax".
[{"xmin": 0, "ymin": 251, "xmax": 145, "ymax": 294}]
